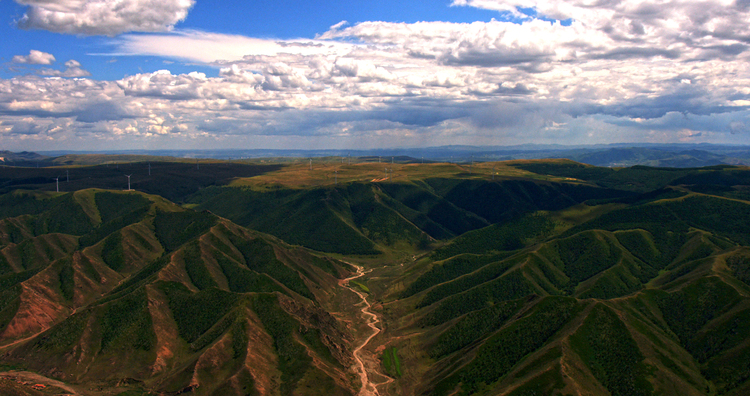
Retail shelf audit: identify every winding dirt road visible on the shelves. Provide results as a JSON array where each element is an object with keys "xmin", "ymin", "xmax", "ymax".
[{"xmin": 340, "ymin": 265, "xmax": 394, "ymax": 396}]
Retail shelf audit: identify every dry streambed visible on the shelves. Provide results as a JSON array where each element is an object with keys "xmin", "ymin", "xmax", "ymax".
[{"xmin": 341, "ymin": 265, "xmax": 394, "ymax": 396}]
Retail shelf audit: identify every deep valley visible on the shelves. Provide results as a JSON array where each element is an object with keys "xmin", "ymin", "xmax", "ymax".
[{"xmin": 1, "ymin": 156, "xmax": 750, "ymax": 395}]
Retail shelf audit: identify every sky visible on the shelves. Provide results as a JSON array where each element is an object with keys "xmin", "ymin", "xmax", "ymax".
[{"xmin": 1, "ymin": 0, "xmax": 750, "ymax": 151}]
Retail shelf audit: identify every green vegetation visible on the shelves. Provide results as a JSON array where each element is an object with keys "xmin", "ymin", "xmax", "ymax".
[
  {"xmin": 33, "ymin": 193, "xmax": 94, "ymax": 236},
  {"xmin": 0, "ymin": 191, "xmax": 55, "ymax": 219},
  {"xmin": 100, "ymin": 287, "xmax": 155, "ymax": 352},
  {"xmin": 0, "ymin": 285, "xmax": 22, "ymax": 334},
  {"xmin": 158, "ymin": 281, "xmax": 240, "ymax": 343},
  {"xmin": 548, "ymin": 231, "xmax": 622, "ymax": 288},
  {"xmin": 213, "ymin": 251, "xmax": 286, "ymax": 295},
  {"xmin": 305, "ymin": 254, "xmax": 341, "ymax": 276},
  {"xmin": 703, "ymin": 345, "xmax": 750, "ymax": 394},
  {"xmin": 512, "ymin": 346, "xmax": 563, "ymax": 379},
  {"xmin": 432, "ymin": 297, "xmax": 582, "ymax": 396},
  {"xmin": 12, "ymin": 237, "xmax": 68, "ymax": 271},
  {"xmin": 429, "ymin": 298, "xmax": 526, "ymax": 358},
  {"xmin": 30, "ymin": 310, "xmax": 90, "ymax": 352},
  {"xmin": 726, "ymin": 253, "xmax": 750, "ymax": 286},
  {"xmin": 182, "ymin": 241, "xmax": 219, "ymax": 290},
  {"xmin": 506, "ymin": 366, "xmax": 566, "ymax": 396},
  {"xmin": 299, "ymin": 325, "xmax": 340, "ymax": 367},
  {"xmin": 5, "ymin": 159, "xmax": 750, "ymax": 396},
  {"xmin": 510, "ymin": 161, "xmax": 615, "ymax": 182},
  {"xmin": 190, "ymin": 176, "xmax": 629, "ymax": 255},
  {"xmin": 228, "ymin": 235, "xmax": 313, "ymax": 299},
  {"xmin": 431, "ymin": 214, "xmax": 555, "ymax": 260},
  {"xmin": 401, "ymin": 253, "xmax": 510, "ymax": 298},
  {"xmin": 666, "ymin": 196, "xmax": 750, "ymax": 245},
  {"xmin": 421, "ymin": 269, "xmax": 535, "ymax": 326},
  {"xmin": 577, "ymin": 266, "xmax": 642, "ymax": 299},
  {"xmin": 210, "ymin": 369, "xmax": 258, "ymax": 396},
  {"xmin": 515, "ymin": 164, "xmax": 693, "ymax": 192},
  {"xmin": 656, "ymin": 277, "xmax": 741, "ymax": 347},
  {"xmin": 189, "ymin": 310, "xmax": 239, "ymax": 352},
  {"xmin": 417, "ymin": 255, "xmax": 524, "ymax": 308},
  {"xmin": 251, "ymin": 293, "xmax": 314, "ymax": 396},
  {"xmin": 649, "ymin": 276, "xmax": 750, "ymax": 393},
  {"xmin": 0, "ymin": 269, "xmax": 38, "ymax": 292},
  {"xmin": 95, "ymin": 192, "xmax": 151, "ymax": 223},
  {"xmin": 115, "ymin": 389, "xmax": 157, "ymax": 396},
  {"xmin": 78, "ymin": 252, "xmax": 101, "ymax": 282},
  {"xmin": 347, "ymin": 184, "xmax": 431, "ymax": 248},
  {"xmin": 1, "ymin": 161, "xmax": 282, "ymax": 202},
  {"xmin": 153, "ymin": 209, "xmax": 217, "ymax": 252},
  {"xmin": 78, "ymin": 204, "xmax": 149, "ymax": 247},
  {"xmin": 689, "ymin": 308, "xmax": 750, "ymax": 363},
  {"xmin": 382, "ymin": 347, "xmax": 402, "ymax": 378},
  {"xmin": 231, "ymin": 320, "xmax": 248, "ymax": 360},
  {"xmin": 570, "ymin": 304, "xmax": 653, "ymax": 396},
  {"xmin": 190, "ymin": 186, "xmax": 380, "ymax": 255},
  {"xmin": 58, "ymin": 257, "xmax": 75, "ymax": 301},
  {"xmin": 0, "ymin": 270, "xmax": 37, "ymax": 333},
  {"xmin": 101, "ymin": 231, "xmax": 125, "ymax": 271},
  {"xmin": 108, "ymin": 255, "xmax": 168, "ymax": 295},
  {"xmin": 615, "ymin": 230, "xmax": 661, "ymax": 266},
  {"xmin": 349, "ymin": 280, "xmax": 369, "ymax": 293}
]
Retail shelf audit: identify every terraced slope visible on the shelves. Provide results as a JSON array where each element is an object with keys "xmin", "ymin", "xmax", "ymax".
[
  {"xmin": 188, "ymin": 178, "xmax": 629, "ymax": 255},
  {"xmin": 0, "ymin": 189, "xmax": 358, "ymax": 395},
  {"xmin": 369, "ymin": 176, "xmax": 750, "ymax": 396},
  {"xmin": 3, "ymin": 159, "xmax": 750, "ymax": 396}
]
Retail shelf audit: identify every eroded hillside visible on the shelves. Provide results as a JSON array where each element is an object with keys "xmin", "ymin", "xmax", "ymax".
[
  {"xmin": 0, "ymin": 188, "xmax": 361, "ymax": 395},
  {"xmin": 1, "ymin": 159, "xmax": 750, "ymax": 396}
]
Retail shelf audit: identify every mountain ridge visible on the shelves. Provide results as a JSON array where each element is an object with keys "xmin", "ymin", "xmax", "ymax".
[{"xmin": 1, "ymin": 158, "xmax": 750, "ymax": 395}]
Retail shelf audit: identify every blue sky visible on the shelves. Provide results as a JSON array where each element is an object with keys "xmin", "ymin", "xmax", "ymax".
[
  {"xmin": 1, "ymin": 0, "xmax": 750, "ymax": 151},
  {"xmin": 1, "ymin": 0, "xmax": 508, "ymax": 80}
]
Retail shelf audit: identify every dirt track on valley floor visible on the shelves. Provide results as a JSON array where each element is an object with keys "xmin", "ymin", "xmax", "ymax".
[{"xmin": 340, "ymin": 265, "xmax": 394, "ymax": 396}]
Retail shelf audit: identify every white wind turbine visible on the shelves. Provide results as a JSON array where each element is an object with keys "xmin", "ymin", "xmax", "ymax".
[{"xmin": 125, "ymin": 174, "xmax": 132, "ymax": 191}]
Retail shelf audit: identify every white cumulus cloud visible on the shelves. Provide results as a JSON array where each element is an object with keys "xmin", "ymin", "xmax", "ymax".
[
  {"xmin": 15, "ymin": 0, "xmax": 195, "ymax": 36},
  {"xmin": 12, "ymin": 50, "xmax": 56, "ymax": 65},
  {"xmin": 38, "ymin": 59, "xmax": 92, "ymax": 77},
  {"xmin": 6, "ymin": 0, "xmax": 750, "ymax": 150}
]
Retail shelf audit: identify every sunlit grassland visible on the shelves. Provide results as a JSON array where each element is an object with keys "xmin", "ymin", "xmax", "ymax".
[{"xmin": 227, "ymin": 158, "xmax": 555, "ymax": 189}]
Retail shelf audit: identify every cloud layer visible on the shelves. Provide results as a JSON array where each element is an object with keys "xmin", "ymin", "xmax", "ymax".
[
  {"xmin": 3, "ymin": 0, "xmax": 750, "ymax": 149},
  {"xmin": 15, "ymin": 0, "xmax": 195, "ymax": 36},
  {"xmin": 12, "ymin": 50, "xmax": 56, "ymax": 65}
]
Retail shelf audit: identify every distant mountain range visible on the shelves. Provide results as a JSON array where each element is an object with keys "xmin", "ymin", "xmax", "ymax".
[
  {"xmin": 0, "ymin": 151, "xmax": 48, "ymax": 163},
  {"xmin": 9, "ymin": 143, "xmax": 747, "ymax": 168}
]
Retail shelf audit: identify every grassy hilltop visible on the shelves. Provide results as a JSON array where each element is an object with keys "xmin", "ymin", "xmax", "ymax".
[{"xmin": 0, "ymin": 156, "xmax": 750, "ymax": 395}]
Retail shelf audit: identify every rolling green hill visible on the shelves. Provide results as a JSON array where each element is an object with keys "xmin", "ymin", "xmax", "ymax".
[
  {"xmin": 0, "ymin": 188, "xmax": 357, "ymax": 395},
  {"xmin": 371, "ymin": 168, "xmax": 750, "ymax": 396},
  {"xmin": 187, "ymin": 177, "xmax": 629, "ymax": 255},
  {"xmin": 2, "ymin": 158, "xmax": 750, "ymax": 396}
]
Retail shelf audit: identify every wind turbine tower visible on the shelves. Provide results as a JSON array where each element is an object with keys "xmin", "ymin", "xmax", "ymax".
[
  {"xmin": 125, "ymin": 174, "xmax": 132, "ymax": 191},
  {"xmin": 54, "ymin": 177, "xmax": 59, "ymax": 192}
]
